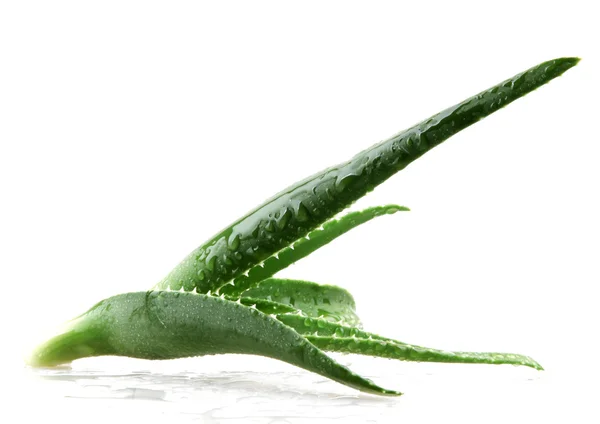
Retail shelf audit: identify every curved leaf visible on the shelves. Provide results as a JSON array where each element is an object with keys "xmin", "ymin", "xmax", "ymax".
[{"xmin": 30, "ymin": 291, "xmax": 401, "ymax": 396}]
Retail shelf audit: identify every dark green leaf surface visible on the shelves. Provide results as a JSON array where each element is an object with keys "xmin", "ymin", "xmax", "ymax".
[
  {"xmin": 218, "ymin": 205, "xmax": 407, "ymax": 297},
  {"xmin": 155, "ymin": 58, "xmax": 579, "ymax": 296}
]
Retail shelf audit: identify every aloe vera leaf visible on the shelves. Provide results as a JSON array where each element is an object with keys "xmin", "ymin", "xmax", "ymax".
[
  {"xmin": 278, "ymin": 315, "xmax": 542, "ymax": 369},
  {"xmin": 156, "ymin": 58, "xmax": 579, "ymax": 296},
  {"xmin": 306, "ymin": 336, "xmax": 543, "ymax": 370},
  {"xmin": 218, "ymin": 205, "xmax": 407, "ymax": 296},
  {"xmin": 241, "ymin": 278, "xmax": 361, "ymax": 326},
  {"xmin": 30, "ymin": 291, "xmax": 401, "ymax": 396}
]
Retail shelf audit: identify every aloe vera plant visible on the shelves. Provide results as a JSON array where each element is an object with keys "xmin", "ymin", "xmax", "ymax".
[{"xmin": 30, "ymin": 58, "xmax": 579, "ymax": 396}]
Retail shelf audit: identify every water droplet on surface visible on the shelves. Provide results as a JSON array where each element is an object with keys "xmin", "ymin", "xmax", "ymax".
[
  {"xmin": 295, "ymin": 203, "xmax": 309, "ymax": 222},
  {"xmin": 228, "ymin": 234, "xmax": 241, "ymax": 251},
  {"xmin": 348, "ymin": 340, "xmax": 359, "ymax": 352},
  {"xmin": 325, "ymin": 187, "xmax": 335, "ymax": 200},
  {"xmin": 374, "ymin": 342, "xmax": 386, "ymax": 353},
  {"xmin": 206, "ymin": 256, "xmax": 217, "ymax": 271},
  {"xmin": 264, "ymin": 220, "xmax": 275, "ymax": 232},
  {"xmin": 334, "ymin": 174, "xmax": 357, "ymax": 193},
  {"xmin": 279, "ymin": 208, "xmax": 292, "ymax": 230},
  {"xmin": 195, "ymin": 249, "xmax": 207, "ymax": 261}
]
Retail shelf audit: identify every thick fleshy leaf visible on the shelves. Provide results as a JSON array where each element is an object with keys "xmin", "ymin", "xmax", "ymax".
[
  {"xmin": 156, "ymin": 58, "xmax": 578, "ymax": 296},
  {"xmin": 241, "ymin": 278, "xmax": 361, "ymax": 326},
  {"xmin": 31, "ymin": 291, "xmax": 401, "ymax": 396},
  {"xmin": 218, "ymin": 205, "xmax": 407, "ymax": 296}
]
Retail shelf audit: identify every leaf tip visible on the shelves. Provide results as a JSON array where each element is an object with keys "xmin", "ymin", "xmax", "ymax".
[
  {"xmin": 545, "ymin": 56, "xmax": 581, "ymax": 78},
  {"xmin": 384, "ymin": 204, "xmax": 410, "ymax": 214}
]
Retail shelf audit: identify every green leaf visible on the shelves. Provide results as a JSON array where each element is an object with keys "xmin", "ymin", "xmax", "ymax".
[
  {"xmin": 241, "ymin": 278, "xmax": 361, "ymax": 326},
  {"xmin": 218, "ymin": 205, "xmax": 408, "ymax": 296},
  {"xmin": 307, "ymin": 336, "xmax": 543, "ymax": 370},
  {"xmin": 278, "ymin": 314, "xmax": 542, "ymax": 370},
  {"xmin": 31, "ymin": 291, "xmax": 401, "ymax": 396}
]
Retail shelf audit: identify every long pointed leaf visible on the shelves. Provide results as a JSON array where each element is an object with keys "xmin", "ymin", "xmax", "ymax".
[
  {"xmin": 156, "ymin": 58, "xmax": 578, "ymax": 295},
  {"xmin": 307, "ymin": 336, "xmax": 542, "ymax": 370},
  {"xmin": 218, "ymin": 205, "xmax": 407, "ymax": 296},
  {"xmin": 278, "ymin": 314, "xmax": 542, "ymax": 370}
]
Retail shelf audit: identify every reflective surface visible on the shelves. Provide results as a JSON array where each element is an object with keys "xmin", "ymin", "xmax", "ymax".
[{"xmin": 17, "ymin": 354, "xmax": 571, "ymax": 423}]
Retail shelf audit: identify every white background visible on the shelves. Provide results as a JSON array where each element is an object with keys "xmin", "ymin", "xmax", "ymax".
[{"xmin": 1, "ymin": 1, "xmax": 598, "ymax": 423}]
